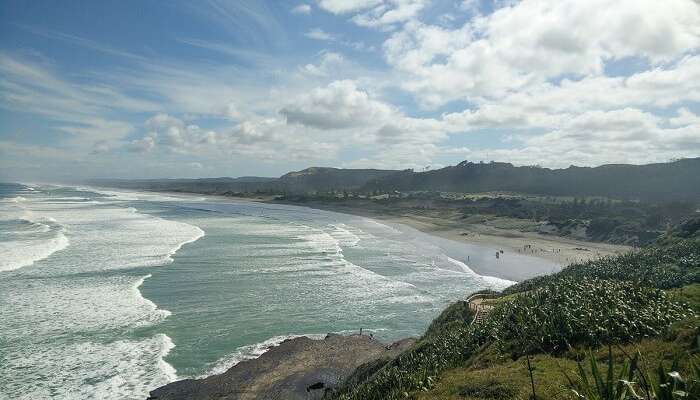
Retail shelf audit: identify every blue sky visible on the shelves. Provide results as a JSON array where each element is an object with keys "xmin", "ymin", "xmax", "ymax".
[{"xmin": 1, "ymin": 0, "xmax": 699, "ymax": 181}]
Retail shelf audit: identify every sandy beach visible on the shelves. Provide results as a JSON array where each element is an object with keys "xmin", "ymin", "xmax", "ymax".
[
  {"xmin": 380, "ymin": 214, "xmax": 631, "ymax": 265},
  {"xmin": 264, "ymin": 199, "xmax": 633, "ymax": 267}
]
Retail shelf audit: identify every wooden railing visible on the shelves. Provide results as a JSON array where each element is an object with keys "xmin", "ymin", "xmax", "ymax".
[{"xmin": 466, "ymin": 293, "xmax": 497, "ymax": 325}]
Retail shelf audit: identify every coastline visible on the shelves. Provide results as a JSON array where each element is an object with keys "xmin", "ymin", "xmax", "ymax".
[
  {"xmin": 108, "ymin": 188, "xmax": 631, "ymax": 276},
  {"xmin": 373, "ymin": 214, "xmax": 629, "ymax": 266},
  {"xmin": 149, "ymin": 334, "xmax": 416, "ymax": 400},
  {"xmin": 219, "ymin": 196, "xmax": 632, "ymax": 267}
]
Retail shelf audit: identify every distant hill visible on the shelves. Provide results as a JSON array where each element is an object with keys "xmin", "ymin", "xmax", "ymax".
[
  {"xmin": 275, "ymin": 167, "xmax": 398, "ymax": 193},
  {"xmin": 89, "ymin": 157, "xmax": 700, "ymax": 201},
  {"xmin": 361, "ymin": 157, "xmax": 700, "ymax": 201},
  {"xmin": 89, "ymin": 167, "xmax": 397, "ymax": 195}
]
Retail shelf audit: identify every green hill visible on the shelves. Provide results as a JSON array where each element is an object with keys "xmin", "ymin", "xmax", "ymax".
[
  {"xmin": 91, "ymin": 158, "xmax": 700, "ymax": 201},
  {"xmin": 362, "ymin": 158, "xmax": 700, "ymax": 202},
  {"xmin": 90, "ymin": 167, "xmax": 397, "ymax": 195}
]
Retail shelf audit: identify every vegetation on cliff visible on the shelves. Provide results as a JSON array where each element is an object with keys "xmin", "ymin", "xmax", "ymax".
[{"xmin": 330, "ymin": 222, "xmax": 700, "ymax": 400}]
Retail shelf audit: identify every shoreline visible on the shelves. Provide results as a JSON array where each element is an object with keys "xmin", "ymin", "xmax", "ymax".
[
  {"xmin": 100, "ymin": 187, "xmax": 632, "ymax": 278},
  {"xmin": 221, "ymin": 196, "xmax": 632, "ymax": 268},
  {"xmin": 148, "ymin": 334, "xmax": 416, "ymax": 400},
  {"xmin": 372, "ymin": 213, "xmax": 630, "ymax": 266}
]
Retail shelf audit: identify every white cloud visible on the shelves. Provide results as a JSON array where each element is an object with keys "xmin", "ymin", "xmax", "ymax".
[
  {"xmin": 0, "ymin": 52, "xmax": 149, "ymax": 151},
  {"xmin": 278, "ymin": 80, "xmax": 450, "ymax": 168},
  {"xmin": 0, "ymin": 53, "xmax": 159, "ymax": 118},
  {"xmin": 4, "ymin": 1, "xmax": 700, "ymax": 180},
  {"xmin": 127, "ymin": 109, "xmax": 346, "ymax": 164},
  {"xmin": 280, "ymin": 80, "xmax": 395, "ymax": 129},
  {"xmin": 291, "ymin": 4, "xmax": 312, "ymax": 14},
  {"xmin": 352, "ymin": 0, "xmax": 429, "ymax": 29},
  {"xmin": 304, "ymin": 28, "xmax": 335, "ymax": 41},
  {"xmin": 458, "ymin": 0, "xmax": 480, "ymax": 12},
  {"xmin": 317, "ymin": 0, "xmax": 383, "ymax": 14},
  {"xmin": 127, "ymin": 113, "xmax": 220, "ymax": 155},
  {"xmin": 454, "ymin": 107, "xmax": 700, "ymax": 168},
  {"xmin": 127, "ymin": 136, "xmax": 156, "ymax": 153},
  {"xmin": 384, "ymin": 0, "xmax": 700, "ymax": 106},
  {"xmin": 300, "ymin": 52, "xmax": 346, "ymax": 76},
  {"xmin": 442, "ymin": 54, "xmax": 700, "ymax": 134},
  {"xmin": 317, "ymin": 0, "xmax": 428, "ymax": 29},
  {"xmin": 145, "ymin": 113, "xmax": 185, "ymax": 131},
  {"xmin": 670, "ymin": 108, "xmax": 700, "ymax": 127},
  {"xmin": 303, "ymin": 28, "xmax": 372, "ymax": 51}
]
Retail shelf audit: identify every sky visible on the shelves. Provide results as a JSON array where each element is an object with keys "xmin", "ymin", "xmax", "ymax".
[{"xmin": 1, "ymin": 0, "xmax": 699, "ymax": 181}]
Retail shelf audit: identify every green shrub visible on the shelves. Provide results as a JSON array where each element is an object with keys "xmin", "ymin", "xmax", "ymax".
[
  {"xmin": 565, "ymin": 349, "xmax": 700, "ymax": 400},
  {"xmin": 423, "ymin": 300, "xmax": 473, "ymax": 340},
  {"xmin": 484, "ymin": 278, "xmax": 694, "ymax": 355},
  {"xmin": 457, "ymin": 380, "xmax": 518, "ymax": 399}
]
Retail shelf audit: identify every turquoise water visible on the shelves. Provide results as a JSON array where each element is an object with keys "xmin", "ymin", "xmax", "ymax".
[{"xmin": 0, "ymin": 183, "xmax": 557, "ymax": 399}]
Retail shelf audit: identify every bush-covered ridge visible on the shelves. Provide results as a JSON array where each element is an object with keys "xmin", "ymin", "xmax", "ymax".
[
  {"xmin": 331, "ymin": 239, "xmax": 700, "ymax": 400},
  {"xmin": 332, "ymin": 279, "xmax": 694, "ymax": 399}
]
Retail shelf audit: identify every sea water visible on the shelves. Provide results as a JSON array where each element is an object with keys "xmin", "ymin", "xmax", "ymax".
[{"xmin": 0, "ymin": 183, "xmax": 557, "ymax": 399}]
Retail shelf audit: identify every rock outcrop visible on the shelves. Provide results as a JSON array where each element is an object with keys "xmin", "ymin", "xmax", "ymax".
[{"xmin": 148, "ymin": 334, "xmax": 414, "ymax": 400}]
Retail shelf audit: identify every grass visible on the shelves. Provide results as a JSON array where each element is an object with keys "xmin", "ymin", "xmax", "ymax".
[
  {"xmin": 414, "ymin": 324, "xmax": 698, "ymax": 400},
  {"xmin": 424, "ymin": 292, "xmax": 699, "ymax": 400}
]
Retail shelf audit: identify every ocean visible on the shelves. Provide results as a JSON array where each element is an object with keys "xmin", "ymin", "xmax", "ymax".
[{"xmin": 0, "ymin": 182, "xmax": 557, "ymax": 399}]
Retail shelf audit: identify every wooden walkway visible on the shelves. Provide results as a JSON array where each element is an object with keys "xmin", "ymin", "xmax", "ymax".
[{"xmin": 466, "ymin": 294, "xmax": 496, "ymax": 325}]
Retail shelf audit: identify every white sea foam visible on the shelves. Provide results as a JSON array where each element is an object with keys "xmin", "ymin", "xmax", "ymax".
[
  {"xmin": 0, "ymin": 200, "xmax": 71, "ymax": 272},
  {"xmin": 0, "ymin": 185, "xmax": 205, "ymax": 400},
  {"xmin": 0, "ymin": 229, "xmax": 69, "ymax": 272},
  {"xmin": 1, "ymin": 196, "xmax": 27, "ymax": 203},
  {"xmin": 446, "ymin": 256, "xmax": 516, "ymax": 290},
  {"xmin": 0, "ymin": 333, "xmax": 177, "ymax": 400},
  {"xmin": 134, "ymin": 274, "xmax": 173, "ymax": 322},
  {"xmin": 326, "ymin": 223, "xmax": 362, "ymax": 247},
  {"xmin": 0, "ymin": 272, "xmax": 179, "ymax": 398},
  {"xmin": 296, "ymin": 225, "xmax": 418, "ymax": 290},
  {"xmin": 359, "ymin": 217, "xmax": 402, "ymax": 234},
  {"xmin": 0, "ymin": 275, "xmax": 173, "ymax": 340},
  {"xmin": 15, "ymin": 198, "xmax": 206, "ymax": 274}
]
